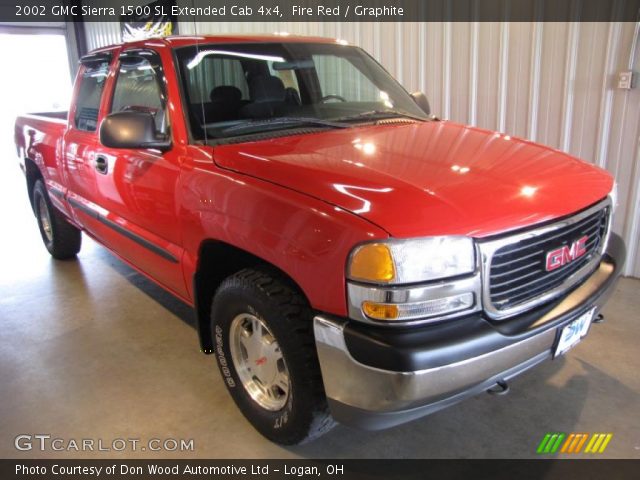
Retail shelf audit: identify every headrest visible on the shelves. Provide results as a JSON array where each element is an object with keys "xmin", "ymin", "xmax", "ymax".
[
  {"xmin": 210, "ymin": 86, "xmax": 243, "ymax": 104},
  {"xmin": 248, "ymin": 75, "xmax": 285, "ymax": 103}
]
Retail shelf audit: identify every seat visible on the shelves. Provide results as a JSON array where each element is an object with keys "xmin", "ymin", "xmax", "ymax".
[
  {"xmin": 240, "ymin": 75, "xmax": 287, "ymax": 118},
  {"xmin": 284, "ymin": 87, "xmax": 301, "ymax": 106},
  {"xmin": 209, "ymin": 86, "xmax": 243, "ymax": 122}
]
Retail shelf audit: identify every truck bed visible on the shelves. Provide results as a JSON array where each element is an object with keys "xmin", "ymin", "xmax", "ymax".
[
  {"xmin": 20, "ymin": 110, "xmax": 68, "ymax": 122},
  {"xmin": 14, "ymin": 112, "xmax": 68, "ymax": 194}
]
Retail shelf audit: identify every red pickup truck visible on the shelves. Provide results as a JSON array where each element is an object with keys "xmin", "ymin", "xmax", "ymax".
[{"xmin": 15, "ymin": 35, "xmax": 625, "ymax": 445}]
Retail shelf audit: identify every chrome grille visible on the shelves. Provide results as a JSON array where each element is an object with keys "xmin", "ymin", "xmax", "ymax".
[{"xmin": 480, "ymin": 199, "xmax": 611, "ymax": 319}]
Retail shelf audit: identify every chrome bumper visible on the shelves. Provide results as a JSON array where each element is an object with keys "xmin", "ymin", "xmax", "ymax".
[
  {"xmin": 315, "ymin": 315, "xmax": 553, "ymax": 412},
  {"xmin": 314, "ymin": 315, "xmax": 557, "ymax": 430},
  {"xmin": 314, "ymin": 235, "xmax": 624, "ymax": 430}
]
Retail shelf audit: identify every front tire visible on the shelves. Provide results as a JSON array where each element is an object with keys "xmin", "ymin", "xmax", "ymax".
[
  {"xmin": 211, "ymin": 268, "xmax": 335, "ymax": 444},
  {"xmin": 33, "ymin": 180, "xmax": 81, "ymax": 259}
]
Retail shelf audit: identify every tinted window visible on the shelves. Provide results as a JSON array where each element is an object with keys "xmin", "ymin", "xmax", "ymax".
[
  {"xmin": 268, "ymin": 60, "xmax": 299, "ymax": 93},
  {"xmin": 74, "ymin": 60, "xmax": 109, "ymax": 131},
  {"xmin": 176, "ymin": 43, "xmax": 427, "ymax": 141},
  {"xmin": 110, "ymin": 51, "xmax": 167, "ymax": 134},
  {"xmin": 312, "ymin": 55, "xmax": 379, "ymax": 101},
  {"xmin": 185, "ymin": 56, "xmax": 249, "ymax": 103}
]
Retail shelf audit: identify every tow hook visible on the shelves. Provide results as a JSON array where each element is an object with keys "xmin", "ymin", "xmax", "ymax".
[
  {"xmin": 593, "ymin": 313, "xmax": 605, "ymax": 324},
  {"xmin": 487, "ymin": 379, "xmax": 510, "ymax": 396}
]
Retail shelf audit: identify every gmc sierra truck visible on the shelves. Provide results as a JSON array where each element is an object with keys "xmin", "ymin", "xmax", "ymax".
[{"xmin": 14, "ymin": 35, "xmax": 625, "ymax": 445}]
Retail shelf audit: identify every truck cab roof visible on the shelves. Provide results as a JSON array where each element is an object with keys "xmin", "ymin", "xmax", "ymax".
[{"xmin": 87, "ymin": 34, "xmax": 342, "ymax": 55}]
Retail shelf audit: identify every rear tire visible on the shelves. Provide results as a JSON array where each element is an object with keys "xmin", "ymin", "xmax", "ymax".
[
  {"xmin": 33, "ymin": 180, "xmax": 81, "ymax": 260},
  {"xmin": 211, "ymin": 268, "xmax": 335, "ymax": 444}
]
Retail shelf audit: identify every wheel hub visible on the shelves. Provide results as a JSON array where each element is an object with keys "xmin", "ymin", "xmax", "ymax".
[
  {"xmin": 38, "ymin": 197, "xmax": 53, "ymax": 243},
  {"xmin": 229, "ymin": 313, "xmax": 290, "ymax": 411}
]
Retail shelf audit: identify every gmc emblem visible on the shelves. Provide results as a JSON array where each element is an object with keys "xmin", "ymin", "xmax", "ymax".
[{"xmin": 545, "ymin": 235, "xmax": 589, "ymax": 271}]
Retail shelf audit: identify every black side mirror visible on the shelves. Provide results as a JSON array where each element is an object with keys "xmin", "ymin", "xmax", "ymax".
[
  {"xmin": 410, "ymin": 91, "xmax": 431, "ymax": 115},
  {"xmin": 99, "ymin": 111, "xmax": 171, "ymax": 151}
]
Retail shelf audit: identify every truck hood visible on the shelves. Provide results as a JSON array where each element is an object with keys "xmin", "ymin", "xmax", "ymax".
[{"xmin": 212, "ymin": 121, "xmax": 613, "ymax": 238}]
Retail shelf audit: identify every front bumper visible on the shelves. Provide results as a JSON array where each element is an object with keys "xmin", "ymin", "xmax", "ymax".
[{"xmin": 314, "ymin": 233, "xmax": 626, "ymax": 430}]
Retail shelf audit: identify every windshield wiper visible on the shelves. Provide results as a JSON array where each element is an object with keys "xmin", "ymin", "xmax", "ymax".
[
  {"xmin": 221, "ymin": 117, "xmax": 351, "ymax": 135},
  {"xmin": 335, "ymin": 110, "xmax": 427, "ymax": 123}
]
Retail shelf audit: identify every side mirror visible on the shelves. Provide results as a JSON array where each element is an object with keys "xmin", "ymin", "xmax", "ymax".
[
  {"xmin": 99, "ymin": 111, "xmax": 171, "ymax": 151},
  {"xmin": 410, "ymin": 91, "xmax": 431, "ymax": 115}
]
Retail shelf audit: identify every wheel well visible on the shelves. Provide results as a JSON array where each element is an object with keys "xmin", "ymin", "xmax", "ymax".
[
  {"xmin": 24, "ymin": 158, "xmax": 43, "ymax": 213},
  {"xmin": 193, "ymin": 240, "xmax": 309, "ymax": 354}
]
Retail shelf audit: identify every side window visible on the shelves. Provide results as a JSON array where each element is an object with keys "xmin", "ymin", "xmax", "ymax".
[
  {"xmin": 312, "ymin": 55, "xmax": 379, "ymax": 102},
  {"xmin": 110, "ymin": 51, "xmax": 168, "ymax": 134},
  {"xmin": 74, "ymin": 60, "xmax": 109, "ymax": 131}
]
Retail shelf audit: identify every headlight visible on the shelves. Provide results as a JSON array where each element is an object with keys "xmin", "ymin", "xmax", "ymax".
[
  {"xmin": 347, "ymin": 236, "xmax": 475, "ymax": 284},
  {"xmin": 610, "ymin": 182, "xmax": 618, "ymax": 213},
  {"xmin": 346, "ymin": 237, "xmax": 480, "ymax": 325}
]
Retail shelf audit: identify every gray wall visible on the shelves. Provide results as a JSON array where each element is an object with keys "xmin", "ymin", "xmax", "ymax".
[{"xmin": 83, "ymin": 21, "xmax": 640, "ymax": 278}]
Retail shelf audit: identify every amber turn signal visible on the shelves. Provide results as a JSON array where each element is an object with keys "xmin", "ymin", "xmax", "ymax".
[
  {"xmin": 362, "ymin": 302, "xmax": 400, "ymax": 320},
  {"xmin": 348, "ymin": 243, "xmax": 396, "ymax": 283}
]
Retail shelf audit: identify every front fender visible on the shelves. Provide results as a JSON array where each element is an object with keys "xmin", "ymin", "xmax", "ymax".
[{"xmin": 179, "ymin": 159, "xmax": 389, "ymax": 318}]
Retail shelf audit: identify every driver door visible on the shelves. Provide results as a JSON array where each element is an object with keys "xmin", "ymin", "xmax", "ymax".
[{"xmin": 92, "ymin": 48, "xmax": 187, "ymax": 298}]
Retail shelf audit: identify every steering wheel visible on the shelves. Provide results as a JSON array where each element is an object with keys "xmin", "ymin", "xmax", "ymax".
[{"xmin": 320, "ymin": 94, "xmax": 347, "ymax": 103}]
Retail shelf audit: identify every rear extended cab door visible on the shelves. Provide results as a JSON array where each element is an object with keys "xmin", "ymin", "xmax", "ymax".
[
  {"xmin": 62, "ymin": 51, "xmax": 113, "ymax": 240},
  {"xmin": 89, "ymin": 46, "xmax": 188, "ymax": 299}
]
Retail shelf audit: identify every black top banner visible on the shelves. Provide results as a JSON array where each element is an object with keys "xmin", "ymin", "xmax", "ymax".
[{"xmin": 2, "ymin": 0, "xmax": 640, "ymax": 23}]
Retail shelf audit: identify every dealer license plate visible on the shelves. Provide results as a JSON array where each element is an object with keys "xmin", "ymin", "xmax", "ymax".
[{"xmin": 554, "ymin": 307, "xmax": 596, "ymax": 357}]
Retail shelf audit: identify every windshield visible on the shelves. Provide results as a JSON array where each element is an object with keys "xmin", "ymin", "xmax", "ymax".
[{"xmin": 175, "ymin": 42, "xmax": 428, "ymax": 141}]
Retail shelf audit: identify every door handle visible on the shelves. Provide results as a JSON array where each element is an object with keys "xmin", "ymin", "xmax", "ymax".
[{"xmin": 95, "ymin": 155, "xmax": 108, "ymax": 174}]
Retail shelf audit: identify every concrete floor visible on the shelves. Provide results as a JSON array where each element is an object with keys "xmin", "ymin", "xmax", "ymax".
[{"xmin": 1, "ymin": 150, "xmax": 639, "ymax": 460}]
